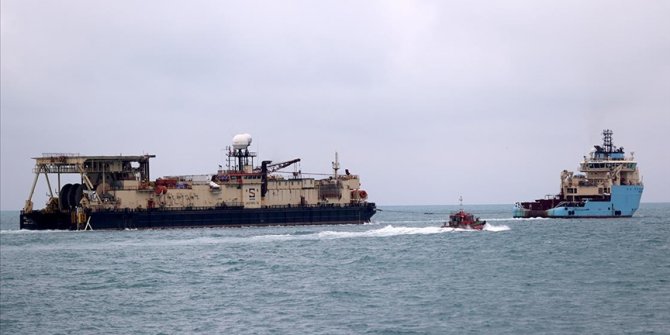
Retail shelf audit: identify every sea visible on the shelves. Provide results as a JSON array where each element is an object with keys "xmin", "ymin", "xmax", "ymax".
[{"xmin": 1, "ymin": 204, "xmax": 669, "ymax": 334}]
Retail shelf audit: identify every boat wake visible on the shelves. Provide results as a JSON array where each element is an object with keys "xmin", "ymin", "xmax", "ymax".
[
  {"xmin": 1, "ymin": 224, "xmax": 511, "ymax": 252},
  {"xmin": 0, "ymin": 229, "xmax": 73, "ymax": 235},
  {"xmin": 251, "ymin": 224, "xmax": 509, "ymax": 242},
  {"xmin": 370, "ymin": 219, "xmax": 443, "ymax": 225},
  {"xmin": 485, "ymin": 217, "xmax": 549, "ymax": 222},
  {"xmin": 482, "ymin": 223, "xmax": 511, "ymax": 232}
]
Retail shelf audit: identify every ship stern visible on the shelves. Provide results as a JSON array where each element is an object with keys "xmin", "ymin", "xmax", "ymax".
[{"xmin": 20, "ymin": 210, "xmax": 75, "ymax": 230}]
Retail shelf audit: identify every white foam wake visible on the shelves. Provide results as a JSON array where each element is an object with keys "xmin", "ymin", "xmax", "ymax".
[
  {"xmin": 482, "ymin": 224, "xmax": 511, "ymax": 232},
  {"xmin": 0, "ymin": 229, "xmax": 73, "ymax": 235},
  {"xmin": 250, "ymin": 224, "xmax": 509, "ymax": 242},
  {"xmin": 485, "ymin": 217, "xmax": 549, "ymax": 222},
  {"xmin": 318, "ymin": 225, "xmax": 449, "ymax": 239}
]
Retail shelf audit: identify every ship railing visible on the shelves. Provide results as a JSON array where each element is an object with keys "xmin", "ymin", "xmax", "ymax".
[
  {"xmin": 92, "ymin": 204, "xmax": 246, "ymax": 213},
  {"xmin": 556, "ymin": 201, "xmax": 586, "ymax": 208},
  {"xmin": 34, "ymin": 165, "xmax": 81, "ymax": 174},
  {"xmin": 262, "ymin": 203, "xmax": 344, "ymax": 209},
  {"xmin": 163, "ymin": 174, "xmax": 213, "ymax": 182},
  {"xmin": 117, "ymin": 180, "xmax": 214, "ymax": 191},
  {"xmin": 41, "ymin": 153, "xmax": 80, "ymax": 158},
  {"xmin": 264, "ymin": 202, "xmax": 370, "ymax": 209},
  {"xmin": 89, "ymin": 202, "xmax": 370, "ymax": 213}
]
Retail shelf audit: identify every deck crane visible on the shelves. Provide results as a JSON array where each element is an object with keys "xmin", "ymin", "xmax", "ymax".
[
  {"xmin": 255, "ymin": 158, "xmax": 301, "ymax": 174},
  {"xmin": 256, "ymin": 158, "xmax": 301, "ymax": 198}
]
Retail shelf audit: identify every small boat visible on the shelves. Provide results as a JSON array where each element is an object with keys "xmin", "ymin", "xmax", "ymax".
[
  {"xmin": 442, "ymin": 210, "xmax": 487, "ymax": 230},
  {"xmin": 442, "ymin": 196, "xmax": 486, "ymax": 230}
]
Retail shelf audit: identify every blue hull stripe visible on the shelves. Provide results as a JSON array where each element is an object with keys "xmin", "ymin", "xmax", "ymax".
[{"xmin": 514, "ymin": 185, "xmax": 643, "ymax": 218}]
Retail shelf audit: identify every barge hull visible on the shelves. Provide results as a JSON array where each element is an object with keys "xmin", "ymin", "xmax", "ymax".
[{"xmin": 20, "ymin": 203, "xmax": 377, "ymax": 230}]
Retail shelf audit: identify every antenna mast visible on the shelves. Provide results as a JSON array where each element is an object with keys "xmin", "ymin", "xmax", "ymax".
[
  {"xmin": 603, "ymin": 129, "xmax": 613, "ymax": 154},
  {"xmin": 332, "ymin": 152, "xmax": 340, "ymax": 178}
]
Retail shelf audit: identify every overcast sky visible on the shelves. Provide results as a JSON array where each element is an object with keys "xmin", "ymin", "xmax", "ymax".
[{"xmin": 2, "ymin": 0, "xmax": 669, "ymax": 210}]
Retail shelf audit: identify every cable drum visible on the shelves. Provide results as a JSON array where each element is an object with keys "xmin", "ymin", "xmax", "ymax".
[
  {"xmin": 70, "ymin": 184, "xmax": 84, "ymax": 208},
  {"xmin": 59, "ymin": 184, "xmax": 73, "ymax": 210}
]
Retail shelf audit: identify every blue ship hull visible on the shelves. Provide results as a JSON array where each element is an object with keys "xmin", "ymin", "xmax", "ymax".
[
  {"xmin": 514, "ymin": 185, "xmax": 643, "ymax": 218},
  {"xmin": 19, "ymin": 203, "xmax": 377, "ymax": 230}
]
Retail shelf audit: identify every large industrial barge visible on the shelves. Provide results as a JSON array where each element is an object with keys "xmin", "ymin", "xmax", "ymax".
[
  {"xmin": 20, "ymin": 134, "xmax": 376, "ymax": 230},
  {"xmin": 514, "ymin": 129, "xmax": 643, "ymax": 218}
]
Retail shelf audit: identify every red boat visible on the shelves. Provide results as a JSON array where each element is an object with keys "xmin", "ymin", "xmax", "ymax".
[{"xmin": 442, "ymin": 210, "xmax": 487, "ymax": 230}]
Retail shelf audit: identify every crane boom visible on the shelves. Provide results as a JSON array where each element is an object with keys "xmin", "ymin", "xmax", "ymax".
[{"xmin": 254, "ymin": 158, "xmax": 301, "ymax": 173}]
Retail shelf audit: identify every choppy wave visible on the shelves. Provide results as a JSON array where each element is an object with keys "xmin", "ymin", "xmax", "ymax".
[
  {"xmin": 2, "ymin": 206, "xmax": 667, "ymax": 335},
  {"xmin": 1, "ymin": 223, "xmax": 511, "ymax": 245},
  {"xmin": 0, "ymin": 229, "xmax": 74, "ymax": 235},
  {"xmin": 103, "ymin": 224, "xmax": 509, "ymax": 246}
]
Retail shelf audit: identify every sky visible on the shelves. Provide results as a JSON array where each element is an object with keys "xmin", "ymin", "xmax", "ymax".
[{"xmin": 1, "ymin": 0, "xmax": 669, "ymax": 210}]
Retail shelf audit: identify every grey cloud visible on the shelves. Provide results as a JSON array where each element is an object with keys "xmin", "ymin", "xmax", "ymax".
[{"xmin": 2, "ymin": 0, "xmax": 669, "ymax": 209}]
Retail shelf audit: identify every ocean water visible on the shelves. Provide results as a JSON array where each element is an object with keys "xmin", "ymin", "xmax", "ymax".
[{"xmin": 1, "ymin": 204, "xmax": 668, "ymax": 334}]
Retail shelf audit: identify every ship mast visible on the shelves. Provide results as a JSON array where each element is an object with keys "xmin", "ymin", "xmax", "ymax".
[
  {"xmin": 603, "ymin": 129, "xmax": 614, "ymax": 155},
  {"xmin": 332, "ymin": 152, "xmax": 340, "ymax": 178},
  {"xmin": 593, "ymin": 129, "xmax": 625, "ymax": 161}
]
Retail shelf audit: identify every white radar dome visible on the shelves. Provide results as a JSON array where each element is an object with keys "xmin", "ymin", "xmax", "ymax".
[{"xmin": 232, "ymin": 133, "xmax": 253, "ymax": 150}]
